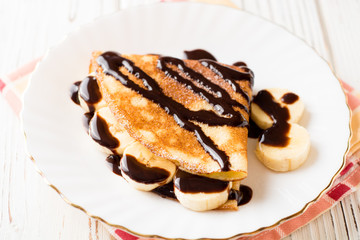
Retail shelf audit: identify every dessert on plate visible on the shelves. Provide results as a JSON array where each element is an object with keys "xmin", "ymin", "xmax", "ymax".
[
  {"xmin": 70, "ymin": 50, "xmax": 254, "ymax": 211},
  {"xmin": 250, "ymin": 88, "xmax": 310, "ymax": 172}
]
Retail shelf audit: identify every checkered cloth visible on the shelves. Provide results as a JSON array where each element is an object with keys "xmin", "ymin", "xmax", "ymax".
[{"xmin": 1, "ymin": 2, "xmax": 359, "ymax": 239}]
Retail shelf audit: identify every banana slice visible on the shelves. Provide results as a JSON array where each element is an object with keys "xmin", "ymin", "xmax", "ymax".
[
  {"xmin": 120, "ymin": 142, "xmax": 176, "ymax": 191},
  {"xmin": 174, "ymin": 170, "xmax": 231, "ymax": 211},
  {"xmin": 251, "ymin": 88, "xmax": 304, "ymax": 129},
  {"xmin": 255, "ymin": 123, "xmax": 310, "ymax": 171}
]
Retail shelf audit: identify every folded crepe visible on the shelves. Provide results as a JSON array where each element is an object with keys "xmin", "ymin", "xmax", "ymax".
[{"xmin": 90, "ymin": 51, "xmax": 253, "ymax": 181}]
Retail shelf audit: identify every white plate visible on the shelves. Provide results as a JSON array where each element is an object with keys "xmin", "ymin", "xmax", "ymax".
[{"xmin": 22, "ymin": 2, "xmax": 350, "ymax": 239}]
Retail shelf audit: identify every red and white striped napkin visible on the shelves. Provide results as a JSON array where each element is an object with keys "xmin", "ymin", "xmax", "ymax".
[{"xmin": 1, "ymin": 2, "xmax": 360, "ymax": 240}]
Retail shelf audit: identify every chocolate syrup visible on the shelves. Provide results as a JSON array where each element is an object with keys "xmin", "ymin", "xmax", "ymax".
[
  {"xmin": 79, "ymin": 76, "xmax": 102, "ymax": 104},
  {"xmin": 233, "ymin": 61, "xmax": 247, "ymax": 67},
  {"xmin": 121, "ymin": 155, "xmax": 170, "ymax": 184},
  {"xmin": 106, "ymin": 154, "xmax": 177, "ymax": 199},
  {"xmin": 184, "ymin": 49, "xmax": 217, "ymax": 61},
  {"xmin": 237, "ymin": 185, "xmax": 252, "ymax": 206},
  {"xmin": 70, "ymin": 81, "xmax": 81, "ymax": 105},
  {"xmin": 248, "ymin": 118, "xmax": 263, "ymax": 139},
  {"xmin": 106, "ymin": 154, "xmax": 122, "ymax": 176},
  {"xmin": 229, "ymin": 185, "xmax": 253, "ymax": 206},
  {"xmin": 228, "ymin": 189, "xmax": 242, "ymax": 203},
  {"xmin": 281, "ymin": 92, "xmax": 299, "ymax": 104},
  {"xmin": 96, "ymin": 51, "xmax": 254, "ymax": 170},
  {"xmin": 174, "ymin": 170, "xmax": 229, "ymax": 193},
  {"xmin": 158, "ymin": 56, "xmax": 249, "ymax": 113},
  {"xmin": 89, "ymin": 113, "xmax": 119, "ymax": 149},
  {"xmin": 200, "ymin": 60, "xmax": 254, "ymax": 96},
  {"xmin": 152, "ymin": 181, "xmax": 176, "ymax": 199},
  {"xmin": 252, "ymin": 90, "xmax": 290, "ymax": 147},
  {"xmin": 82, "ymin": 112, "xmax": 94, "ymax": 133}
]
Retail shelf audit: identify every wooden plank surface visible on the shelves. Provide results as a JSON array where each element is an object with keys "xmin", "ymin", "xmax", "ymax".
[{"xmin": 0, "ymin": 0, "xmax": 359, "ymax": 239}]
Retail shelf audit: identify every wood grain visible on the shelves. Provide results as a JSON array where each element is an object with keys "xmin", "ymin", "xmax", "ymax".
[{"xmin": 0, "ymin": 0, "xmax": 359, "ymax": 239}]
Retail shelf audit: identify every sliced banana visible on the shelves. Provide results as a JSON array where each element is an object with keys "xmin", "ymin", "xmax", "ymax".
[
  {"xmin": 174, "ymin": 170, "xmax": 231, "ymax": 211},
  {"xmin": 251, "ymin": 88, "xmax": 304, "ymax": 129},
  {"xmin": 175, "ymin": 190, "xmax": 230, "ymax": 212},
  {"xmin": 120, "ymin": 142, "xmax": 176, "ymax": 191},
  {"xmin": 255, "ymin": 123, "xmax": 310, "ymax": 172}
]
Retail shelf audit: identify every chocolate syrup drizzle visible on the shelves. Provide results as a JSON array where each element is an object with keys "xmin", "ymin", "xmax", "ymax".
[
  {"xmin": 233, "ymin": 61, "xmax": 247, "ymax": 67},
  {"xmin": 106, "ymin": 154, "xmax": 122, "ymax": 176},
  {"xmin": 229, "ymin": 185, "xmax": 252, "ymax": 206},
  {"xmin": 174, "ymin": 170, "xmax": 229, "ymax": 193},
  {"xmin": 70, "ymin": 81, "xmax": 81, "ymax": 105},
  {"xmin": 79, "ymin": 76, "xmax": 102, "ymax": 104},
  {"xmin": 200, "ymin": 60, "xmax": 254, "ymax": 100},
  {"xmin": 239, "ymin": 185, "xmax": 252, "ymax": 205},
  {"xmin": 252, "ymin": 90, "xmax": 291, "ymax": 147},
  {"xmin": 96, "ymin": 51, "xmax": 253, "ymax": 171},
  {"xmin": 89, "ymin": 113, "xmax": 119, "ymax": 149},
  {"xmin": 152, "ymin": 182, "xmax": 176, "ymax": 199},
  {"xmin": 248, "ymin": 118, "xmax": 264, "ymax": 139},
  {"xmin": 121, "ymin": 154, "xmax": 171, "ymax": 184},
  {"xmin": 158, "ymin": 57, "xmax": 249, "ymax": 113},
  {"xmin": 184, "ymin": 49, "xmax": 217, "ymax": 61},
  {"xmin": 82, "ymin": 112, "xmax": 94, "ymax": 133},
  {"xmin": 281, "ymin": 92, "xmax": 299, "ymax": 104}
]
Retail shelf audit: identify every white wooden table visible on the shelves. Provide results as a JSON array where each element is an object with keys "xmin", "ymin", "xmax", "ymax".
[{"xmin": 1, "ymin": 0, "xmax": 360, "ymax": 239}]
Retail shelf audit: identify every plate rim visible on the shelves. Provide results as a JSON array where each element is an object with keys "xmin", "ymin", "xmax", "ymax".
[{"xmin": 20, "ymin": 1, "xmax": 352, "ymax": 239}]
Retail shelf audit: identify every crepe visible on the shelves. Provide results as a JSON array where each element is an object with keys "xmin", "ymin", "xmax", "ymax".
[{"xmin": 90, "ymin": 51, "xmax": 252, "ymax": 181}]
